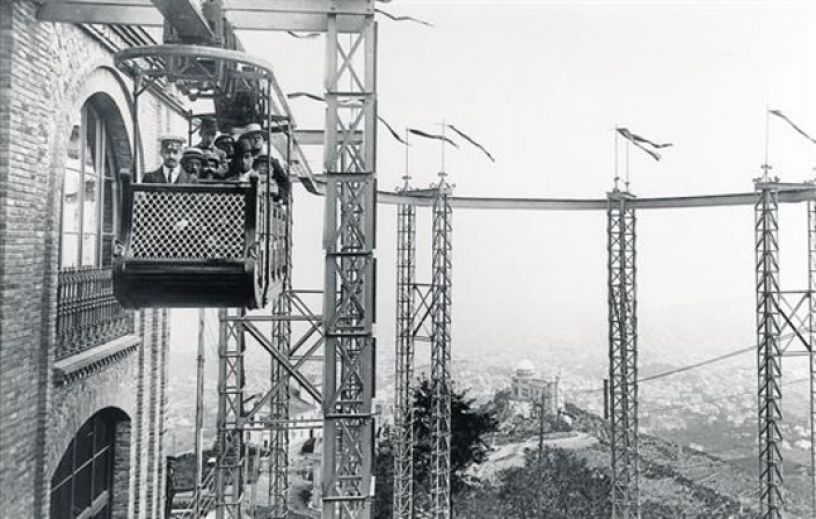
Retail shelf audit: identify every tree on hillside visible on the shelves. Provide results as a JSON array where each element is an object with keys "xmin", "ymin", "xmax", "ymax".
[
  {"xmin": 499, "ymin": 448, "xmax": 610, "ymax": 518},
  {"xmin": 373, "ymin": 376, "xmax": 499, "ymax": 517}
]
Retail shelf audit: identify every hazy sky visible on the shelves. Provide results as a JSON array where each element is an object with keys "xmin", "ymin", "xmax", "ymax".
[{"xmin": 210, "ymin": 1, "xmax": 816, "ymax": 372}]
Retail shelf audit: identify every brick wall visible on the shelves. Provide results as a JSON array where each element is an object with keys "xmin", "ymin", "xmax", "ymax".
[{"xmin": 0, "ymin": 1, "xmax": 183, "ymax": 517}]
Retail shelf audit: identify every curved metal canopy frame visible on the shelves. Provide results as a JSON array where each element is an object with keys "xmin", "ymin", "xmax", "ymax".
[{"xmin": 115, "ymin": 44, "xmax": 277, "ymax": 90}]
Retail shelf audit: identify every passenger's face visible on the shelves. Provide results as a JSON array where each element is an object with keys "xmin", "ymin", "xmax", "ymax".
[
  {"xmin": 241, "ymin": 152, "xmax": 254, "ymax": 173},
  {"xmin": 184, "ymin": 158, "xmax": 203, "ymax": 176},
  {"xmin": 216, "ymin": 142, "xmax": 233, "ymax": 157},
  {"xmin": 161, "ymin": 143, "xmax": 182, "ymax": 168},
  {"xmin": 200, "ymin": 129, "xmax": 217, "ymax": 147},
  {"xmin": 250, "ymin": 134, "xmax": 265, "ymax": 150},
  {"xmin": 255, "ymin": 160, "xmax": 269, "ymax": 176}
]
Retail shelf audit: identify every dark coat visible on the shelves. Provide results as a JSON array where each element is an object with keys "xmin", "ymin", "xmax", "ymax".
[{"xmin": 142, "ymin": 166, "xmax": 198, "ymax": 184}]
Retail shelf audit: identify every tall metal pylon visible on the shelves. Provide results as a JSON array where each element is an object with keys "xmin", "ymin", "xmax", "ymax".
[
  {"xmin": 807, "ymin": 200, "xmax": 816, "ymax": 516},
  {"xmin": 270, "ymin": 201, "xmax": 293, "ymax": 518},
  {"xmin": 394, "ymin": 178, "xmax": 417, "ymax": 519},
  {"xmin": 809, "ymin": 198, "xmax": 816, "ymax": 517},
  {"xmin": 320, "ymin": 10, "xmax": 378, "ymax": 519},
  {"xmin": 607, "ymin": 190, "xmax": 639, "ymax": 519},
  {"xmin": 755, "ymin": 180, "xmax": 783, "ymax": 519},
  {"xmin": 430, "ymin": 178, "xmax": 453, "ymax": 519},
  {"xmin": 216, "ymin": 308, "xmax": 246, "ymax": 519}
]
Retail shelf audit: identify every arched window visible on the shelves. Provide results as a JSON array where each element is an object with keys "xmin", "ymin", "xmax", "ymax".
[
  {"xmin": 56, "ymin": 93, "xmax": 133, "ymax": 360},
  {"xmin": 50, "ymin": 409, "xmax": 129, "ymax": 518},
  {"xmin": 61, "ymin": 99, "xmax": 119, "ymax": 268}
]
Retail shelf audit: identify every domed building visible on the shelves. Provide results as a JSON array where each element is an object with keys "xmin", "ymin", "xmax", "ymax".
[{"xmin": 510, "ymin": 360, "xmax": 562, "ymax": 416}]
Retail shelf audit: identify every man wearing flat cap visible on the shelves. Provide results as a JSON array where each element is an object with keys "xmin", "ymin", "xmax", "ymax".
[{"xmin": 143, "ymin": 135, "xmax": 198, "ymax": 184}]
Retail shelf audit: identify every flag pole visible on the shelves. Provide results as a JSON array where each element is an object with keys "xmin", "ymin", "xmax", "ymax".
[
  {"xmin": 625, "ymin": 138, "xmax": 631, "ymax": 192},
  {"xmin": 440, "ymin": 120, "xmax": 447, "ymax": 180},
  {"xmin": 614, "ymin": 127, "xmax": 620, "ymax": 191},
  {"xmin": 404, "ymin": 128, "xmax": 411, "ymax": 185},
  {"xmin": 762, "ymin": 105, "xmax": 772, "ymax": 181}
]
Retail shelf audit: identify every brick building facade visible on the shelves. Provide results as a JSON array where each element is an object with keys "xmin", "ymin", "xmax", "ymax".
[{"xmin": 0, "ymin": 2, "xmax": 186, "ymax": 517}]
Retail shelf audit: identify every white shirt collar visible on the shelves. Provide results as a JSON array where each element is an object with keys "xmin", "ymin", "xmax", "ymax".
[{"xmin": 164, "ymin": 165, "xmax": 180, "ymax": 183}]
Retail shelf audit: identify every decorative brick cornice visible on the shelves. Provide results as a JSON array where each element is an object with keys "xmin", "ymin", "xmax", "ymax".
[{"xmin": 54, "ymin": 334, "xmax": 140, "ymax": 386}]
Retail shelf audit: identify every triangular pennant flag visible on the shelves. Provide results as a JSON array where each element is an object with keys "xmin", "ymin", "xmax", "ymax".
[
  {"xmin": 769, "ymin": 109, "xmax": 816, "ymax": 144},
  {"xmin": 286, "ymin": 91, "xmax": 325, "ymax": 102},
  {"xmin": 447, "ymin": 124, "xmax": 495, "ymax": 162},
  {"xmin": 616, "ymin": 128, "xmax": 664, "ymax": 161},
  {"xmin": 408, "ymin": 128, "xmax": 459, "ymax": 147},
  {"xmin": 378, "ymin": 116, "xmax": 408, "ymax": 145},
  {"xmin": 286, "ymin": 31, "xmax": 321, "ymax": 39},
  {"xmin": 375, "ymin": 8, "xmax": 434, "ymax": 27},
  {"xmin": 619, "ymin": 128, "xmax": 672, "ymax": 149}
]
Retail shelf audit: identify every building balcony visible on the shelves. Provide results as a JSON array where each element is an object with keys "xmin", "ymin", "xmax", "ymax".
[{"xmin": 56, "ymin": 266, "xmax": 135, "ymax": 362}]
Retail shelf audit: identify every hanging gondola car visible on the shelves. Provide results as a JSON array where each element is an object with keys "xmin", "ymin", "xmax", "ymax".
[{"xmin": 112, "ymin": 45, "xmax": 291, "ymax": 309}]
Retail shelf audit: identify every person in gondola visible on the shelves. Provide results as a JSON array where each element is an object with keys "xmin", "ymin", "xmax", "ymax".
[
  {"xmin": 142, "ymin": 135, "xmax": 197, "ymax": 184},
  {"xmin": 253, "ymin": 147, "xmax": 290, "ymax": 203},
  {"xmin": 228, "ymin": 139, "xmax": 257, "ymax": 182},
  {"xmin": 214, "ymin": 134, "xmax": 234, "ymax": 177},
  {"xmin": 194, "ymin": 116, "xmax": 218, "ymax": 152},
  {"xmin": 237, "ymin": 123, "xmax": 266, "ymax": 156},
  {"xmin": 180, "ymin": 147, "xmax": 205, "ymax": 180},
  {"xmin": 201, "ymin": 149, "xmax": 226, "ymax": 181}
]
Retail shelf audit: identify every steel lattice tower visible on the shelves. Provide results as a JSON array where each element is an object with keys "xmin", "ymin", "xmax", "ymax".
[
  {"xmin": 430, "ymin": 181, "xmax": 453, "ymax": 519},
  {"xmin": 809, "ymin": 199, "xmax": 816, "ymax": 516},
  {"xmin": 607, "ymin": 190, "xmax": 639, "ymax": 519},
  {"xmin": 270, "ymin": 202, "xmax": 293, "ymax": 518},
  {"xmin": 394, "ymin": 185, "xmax": 417, "ymax": 519},
  {"xmin": 216, "ymin": 308, "xmax": 246, "ymax": 519},
  {"xmin": 755, "ymin": 182, "xmax": 783, "ymax": 519},
  {"xmin": 320, "ymin": 12, "xmax": 378, "ymax": 519}
]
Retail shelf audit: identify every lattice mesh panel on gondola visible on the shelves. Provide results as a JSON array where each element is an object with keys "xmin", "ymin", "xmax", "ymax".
[{"xmin": 129, "ymin": 191, "xmax": 246, "ymax": 260}]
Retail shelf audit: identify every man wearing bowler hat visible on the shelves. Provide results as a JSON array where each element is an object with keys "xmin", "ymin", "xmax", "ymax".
[{"xmin": 194, "ymin": 116, "xmax": 218, "ymax": 152}]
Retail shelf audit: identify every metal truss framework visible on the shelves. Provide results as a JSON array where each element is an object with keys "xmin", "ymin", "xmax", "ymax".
[
  {"xmin": 809, "ymin": 200, "xmax": 816, "ymax": 516},
  {"xmin": 217, "ymin": 308, "xmax": 246, "ymax": 519},
  {"xmin": 269, "ymin": 200, "xmax": 294, "ymax": 518},
  {"xmin": 321, "ymin": 11, "xmax": 378, "ymax": 519},
  {"xmin": 394, "ymin": 192, "xmax": 417, "ymax": 519},
  {"xmin": 430, "ymin": 182, "xmax": 453, "ymax": 519},
  {"xmin": 607, "ymin": 190, "xmax": 639, "ymax": 519},
  {"xmin": 755, "ymin": 183, "xmax": 784, "ymax": 519}
]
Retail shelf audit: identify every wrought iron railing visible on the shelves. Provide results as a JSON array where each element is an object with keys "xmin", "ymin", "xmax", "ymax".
[{"xmin": 56, "ymin": 267, "xmax": 134, "ymax": 360}]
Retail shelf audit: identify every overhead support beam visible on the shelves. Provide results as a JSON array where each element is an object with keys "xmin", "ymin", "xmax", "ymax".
[
  {"xmin": 296, "ymin": 129, "xmax": 362, "ymax": 146},
  {"xmin": 374, "ymin": 186, "xmax": 816, "ymax": 211},
  {"xmin": 223, "ymin": 0, "xmax": 371, "ymax": 32},
  {"xmin": 151, "ymin": 0, "xmax": 213, "ymax": 42},
  {"xmin": 38, "ymin": 0, "xmax": 369, "ymax": 31},
  {"xmin": 37, "ymin": 1, "xmax": 164, "ymax": 26}
]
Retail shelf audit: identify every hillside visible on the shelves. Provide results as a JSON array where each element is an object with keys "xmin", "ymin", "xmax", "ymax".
[{"xmin": 454, "ymin": 401, "xmax": 809, "ymax": 518}]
